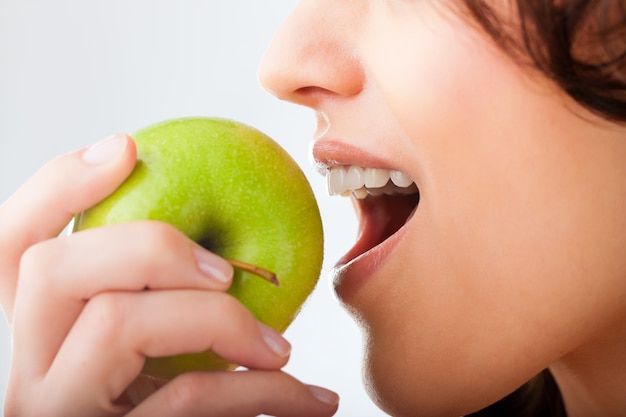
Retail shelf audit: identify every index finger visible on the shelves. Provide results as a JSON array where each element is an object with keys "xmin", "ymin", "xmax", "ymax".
[{"xmin": 0, "ymin": 134, "xmax": 136, "ymax": 312}]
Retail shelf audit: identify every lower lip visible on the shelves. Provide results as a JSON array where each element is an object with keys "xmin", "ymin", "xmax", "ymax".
[{"xmin": 331, "ymin": 218, "xmax": 412, "ymax": 302}]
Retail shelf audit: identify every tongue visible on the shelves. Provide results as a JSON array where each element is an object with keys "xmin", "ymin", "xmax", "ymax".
[{"xmin": 341, "ymin": 193, "xmax": 419, "ymax": 264}]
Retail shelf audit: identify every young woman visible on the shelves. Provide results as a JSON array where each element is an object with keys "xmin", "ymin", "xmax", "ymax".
[
  {"xmin": 1, "ymin": 0, "xmax": 625, "ymax": 416},
  {"xmin": 259, "ymin": 1, "xmax": 626, "ymax": 416}
]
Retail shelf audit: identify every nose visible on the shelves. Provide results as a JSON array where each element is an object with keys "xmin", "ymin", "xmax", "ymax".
[{"xmin": 258, "ymin": 0, "xmax": 365, "ymax": 108}]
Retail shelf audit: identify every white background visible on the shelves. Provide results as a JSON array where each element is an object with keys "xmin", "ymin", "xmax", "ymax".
[{"xmin": 0, "ymin": 1, "xmax": 388, "ymax": 415}]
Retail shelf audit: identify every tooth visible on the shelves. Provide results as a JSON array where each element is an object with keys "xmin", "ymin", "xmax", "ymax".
[
  {"xmin": 327, "ymin": 166, "xmax": 347, "ymax": 196},
  {"xmin": 353, "ymin": 187, "xmax": 369, "ymax": 199},
  {"xmin": 345, "ymin": 166, "xmax": 365, "ymax": 190},
  {"xmin": 390, "ymin": 170, "xmax": 413, "ymax": 187},
  {"xmin": 397, "ymin": 183, "xmax": 419, "ymax": 195},
  {"xmin": 364, "ymin": 168, "xmax": 390, "ymax": 188},
  {"xmin": 367, "ymin": 187, "xmax": 386, "ymax": 197},
  {"xmin": 328, "ymin": 165, "xmax": 415, "ymax": 198},
  {"xmin": 381, "ymin": 182, "xmax": 399, "ymax": 195}
]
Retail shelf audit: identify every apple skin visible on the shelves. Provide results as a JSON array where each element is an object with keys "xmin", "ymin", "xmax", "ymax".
[{"xmin": 73, "ymin": 117, "xmax": 324, "ymax": 380}]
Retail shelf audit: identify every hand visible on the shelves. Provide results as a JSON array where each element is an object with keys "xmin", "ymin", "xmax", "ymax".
[{"xmin": 0, "ymin": 134, "xmax": 339, "ymax": 417}]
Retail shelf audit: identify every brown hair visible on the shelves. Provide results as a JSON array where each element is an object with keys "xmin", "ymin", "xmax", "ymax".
[
  {"xmin": 468, "ymin": 369, "xmax": 566, "ymax": 417},
  {"xmin": 460, "ymin": 0, "xmax": 626, "ymax": 124}
]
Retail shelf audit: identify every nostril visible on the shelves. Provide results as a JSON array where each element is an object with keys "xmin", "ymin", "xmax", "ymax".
[
  {"xmin": 292, "ymin": 86, "xmax": 342, "ymax": 105},
  {"xmin": 295, "ymin": 86, "xmax": 327, "ymax": 96}
]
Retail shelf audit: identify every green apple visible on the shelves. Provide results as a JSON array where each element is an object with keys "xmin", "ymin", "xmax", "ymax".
[{"xmin": 73, "ymin": 117, "xmax": 324, "ymax": 380}]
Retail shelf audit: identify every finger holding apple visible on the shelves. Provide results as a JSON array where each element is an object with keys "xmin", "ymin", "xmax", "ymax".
[
  {"xmin": 0, "ymin": 134, "xmax": 137, "ymax": 316},
  {"xmin": 126, "ymin": 371, "xmax": 339, "ymax": 417},
  {"xmin": 10, "ymin": 221, "xmax": 320, "ymax": 416},
  {"xmin": 2, "ymin": 125, "xmax": 334, "ymax": 416}
]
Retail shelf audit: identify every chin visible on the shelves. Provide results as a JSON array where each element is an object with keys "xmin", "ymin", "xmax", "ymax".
[
  {"xmin": 358, "ymin": 332, "xmax": 446, "ymax": 417},
  {"xmin": 357, "ymin": 316, "xmax": 524, "ymax": 417},
  {"xmin": 361, "ymin": 352, "xmax": 493, "ymax": 417}
]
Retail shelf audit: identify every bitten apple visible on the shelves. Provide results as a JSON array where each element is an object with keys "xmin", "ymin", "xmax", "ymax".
[{"xmin": 73, "ymin": 117, "xmax": 324, "ymax": 379}]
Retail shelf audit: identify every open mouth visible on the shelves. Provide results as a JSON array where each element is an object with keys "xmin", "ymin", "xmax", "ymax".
[{"xmin": 326, "ymin": 165, "xmax": 420, "ymax": 265}]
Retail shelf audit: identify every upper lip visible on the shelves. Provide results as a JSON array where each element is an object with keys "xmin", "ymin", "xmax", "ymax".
[{"xmin": 311, "ymin": 139, "xmax": 405, "ymax": 175}]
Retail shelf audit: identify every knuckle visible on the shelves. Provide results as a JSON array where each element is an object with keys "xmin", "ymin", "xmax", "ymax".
[
  {"xmin": 4, "ymin": 377, "xmax": 38, "ymax": 417},
  {"xmin": 4, "ymin": 400, "xmax": 22, "ymax": 417},
  {"xmin": 212, "ymin": 292, "xmax": 247, "ymax": 318},
  {"xmin": 132, "ymin": 221, "xmax": 186, "ymax": 260},
  {"xmin": 19, "ymin": 242, "xmax": 45, "ymax": 276},
  {"xmin": 162, "ymin": 373, "xmax": 209, "ymax": 413},
  {"xmin": 18, "ymin": 237, "xmax": 76, "ymax": 296},
  {"xmin": 82, "ymin": 292, "xmax": 130, "ymax": 343},
  {"xmin": 18, "ymin": 240, "xmax": 59, "ymax": 285},
  {"xmin": 140, "ymin": 220, "xmax": 181, "ymax": 245},
  {"xmin": 4, "ymin": 397, "xmax": 38, "ymax": 417},
  {"xmin": 123, "ymin": 221, "xmax": 195, "ymax": 281},
  {"xmin": 4, "ymin": 388, "xmax": 20, "ymax": 417}
]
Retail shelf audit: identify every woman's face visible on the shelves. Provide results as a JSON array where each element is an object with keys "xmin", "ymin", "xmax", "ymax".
[{"xmin": 260, "ymin": 1, "xmax": 626, "ymax": 415}]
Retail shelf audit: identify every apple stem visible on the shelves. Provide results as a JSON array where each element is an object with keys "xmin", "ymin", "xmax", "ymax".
[{"xmin": 225, "ymin": 259, "xmax": 280, "ymax": 287}]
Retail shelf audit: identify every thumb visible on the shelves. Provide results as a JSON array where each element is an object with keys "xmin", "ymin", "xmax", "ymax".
[{"xmin": 0, "ymin": 133, "xmax": 137, "ymax": 312}]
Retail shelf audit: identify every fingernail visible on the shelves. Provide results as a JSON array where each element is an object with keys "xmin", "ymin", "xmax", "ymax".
[
  {"xmin": 258, "ymin": 323, "xmax": 291, "ymax": 358},
  {"xmin": 308, "ymin": 385, "xmax": 340, "ymax": 406},
  {"xmin": 194, "ymin": 248, "xmax": 233, "ymax": 283},
  {"xmin": 83, "ymin": 134, "xmax": 127, "ymax": 165}
]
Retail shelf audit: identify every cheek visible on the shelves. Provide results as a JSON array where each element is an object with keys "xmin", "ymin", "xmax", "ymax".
[{"xmin": 364, "ymin": 15, "xmax": 500, "ymax": 144}]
